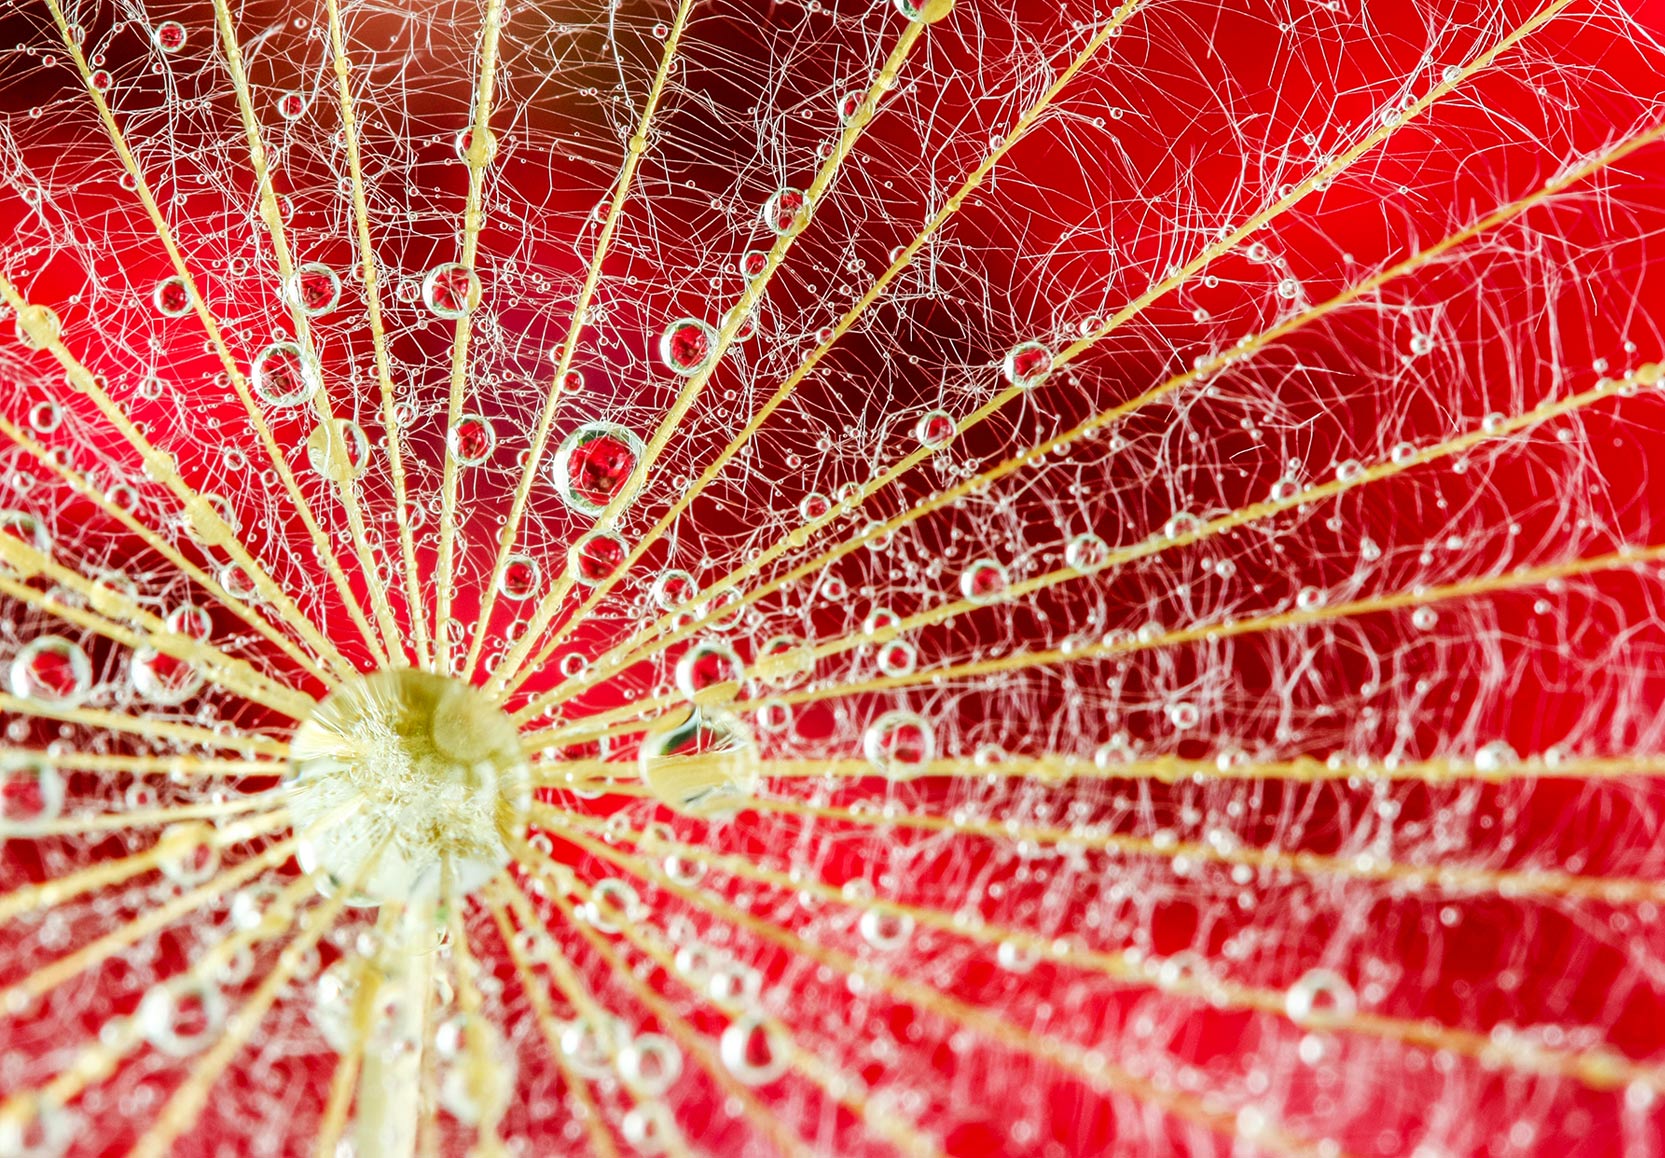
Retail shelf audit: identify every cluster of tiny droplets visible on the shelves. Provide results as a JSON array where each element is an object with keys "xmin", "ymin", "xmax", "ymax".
[{"xmin": 1, "ymin": 0, "xmax": 1664, "ymax": 1154}]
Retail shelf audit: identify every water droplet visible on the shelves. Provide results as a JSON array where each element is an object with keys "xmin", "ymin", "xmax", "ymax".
[
  {"xmin": 761, "ymin": 188, "xmax": 809, "ymax": 235},
  {"xmin": 1065, "ymin": 532, "xmax": 1108, "ymax": 571},
  {"xmin": 566, "ymin": 530, "xmax": 628, "ymax": 585},
  {"xmin": 422, "ymin": 263, "xmax": 479, "ymax": 318},
  {"xmin": 552, "ymin": 422, "xmax": 643, "ymax": 516},
  {"xmin": 498, "ymin": 555, "xmax": 541, "ymax": 600},
  {"xmin": 651, "ymin": 569, "xmax": 698, "ymax": 610},
  {"xmin": 153, "ymin": 276, "xmax": 192, "ymax": 317},
  {"xmin": 251, "ymin": 341, "xmax": 320, "ymax": 407},
  {"xmin": 285, "ymin": 263, "xmax": 341, "ymax": 316},
  {"xmin": 639, "ymin": 709, "xmax": 758, "ymax": 815},
  {"xmin": 276, "ymin": 91, "xmax": 307, "ymax": 120},
  {"xmin": 0, "ymin": 758, "xmax": 64, "ymax": 828},
  {"xmin": 617, "ymin": 1033, "xmax": 683, "ymax": 1097},
  {"xmin": 305, "ymin": 419, "xmax": 370, "ymax": 483},
  {"xmin": 448, "ymin": 414, "xmax": 496, "ymax": 465},
  {"xmin": 959, "ymin": 558, "xmax": 1008, "ymax": 603},
  {"xmin": 675, "ymin": 640, "xmax": 744, "ymax": 702},
  {"xmin": 859, "ymin": 908, "xmax": 914, "ymax": 951},
  {"xmin": 154, "ymin": 20, "xmax": 187, "ymax": 52},
  {"xmin": 660, "ymin": 317, "xmax": 717, "ymax": 376},
  {"xmin": 1002, "ymin": 341, "xmax": 1052, "ymax": 388},
  {"xmin": 131, "ymin": 647, "xmax": 204, "ymax": 706},
  {"xmin": 139, "ymin": 979, "xmax": 226, "ymax": 1056},
  {"xmin": 9, "ymin": 636, "xmax": 92, "ymax": 705},
  {"xmin": 720, "ymin": 1014, "xmax": 789, "ymax": 1085},
  {"xmin": 914, "ymin": 409, "xmax": 955, "ymax": 450},
  {"xmin": 863, "ymin": 710, "xmax": 934, "ymax": 776},
  {"xmin": 1285, "ymin": 968, "xmax": 1357, "ymax": 1024}
]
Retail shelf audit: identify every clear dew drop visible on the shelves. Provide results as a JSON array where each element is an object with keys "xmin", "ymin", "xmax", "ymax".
[
  {"xmin": 566, "ymin": 530, "xmax": 629, "ymax": 586},
  {"xmin": 639, "ymin": 709, "xmax": 758, "ymax": 815},
  {"xmin": 761, "ymin": 188, "xmax": 810, "ymax": 235},
  {"xmin": 720, "ymin": 1013, "xmax": 790, "ymax": 1086},
  {"xmin": 422, "ymin": 262, "xmax": 480, "ymax": 318},
  {"xmin": 9, "ymin": 635, "xmax": 92, "ymax": 706},
  {"xmin": 251, "ymin": 341, "xmax": 321, "ymax": 407},
  {"xmin": 139, "ymin": 978, "xmax": 226, "ymax": 1056},
  {"xmin": 498, "ymin": 554, "xmax": 542, "ymax": 600},
  {"xmin": 858, "ymin": 908, "xmax": 915, "ymax": 952},
  {"xmin": 448, "ymin": 414, "xmax": 497, "ymax": 466},
  {"xmin": 285, "ymin": 263, "xmax": 341, "ymax": 316},
  {"xmin": 153, "ymin": 20, "xmax": 187, "ymax": 51},
  {"xmin": 552, "ymin": 422, "xmax": 643, "ymax": 516},
  {"xmin": 1065, "ymin": 532, "xmax": 1109, "ymax": 571},
  {"xmin": 0, "ymin": 758, "xmax": 65, "ymax": 829},
  {"xmin": 152, "ymin": 276, "xmax": 192, "ymax": 317},
  {"xmin": 914, "ymin": 409, "xmax": 955, "ymax": 450},
  {"xmin": 617, "ymin": 1032, "xmax": 683, "ymax": 1097},
  {"xmin": 1284, "ymin": 967, "xmax": 1357, "ymax": 1024},
  {"xmin": 959, "ymin": 558, "xmax": 1008, "ymax": 603},
  {"xmin": 1002, "ymin": 341, "xmax": 1053, "ymax": 388},
  {"xmin": 130, "ymin": 646, "xmax": 205, "ymax": 706},
  {"xmin": 305, "ymin": 419, "xmax": 370, "ymax": 484},
  {"xmin": 660, "ymin": 317, "xmax": 718, "ymax": 377},
  {"xmin": 675, "ymin": 639, "xmax": 744, "ymax": 702},
  {"xmin": 863, "ymin": 710, "xmax": 934, "ymax": 776}
]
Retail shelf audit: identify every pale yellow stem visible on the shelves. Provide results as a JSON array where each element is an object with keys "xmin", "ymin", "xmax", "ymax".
[
  {"xmin": 487, "ymin": 16, "xmax": 933, "ymax": 695},
  {"xmin": 433, "ymin": 0, "xmax": 509, "ymax": 672},
  {"xmin": 324, "ymin": 0, "xmax": 432, "ymax": 668},
  {"xmin": 0, "ymin": 412, "xmax": 337, "ymax": 685},
  {"xmin": 488, "ymin": 8, "xmax": 1141, "ymax": 690},
  {"xmin": 0, "ymin": 690, "xmax": 289, "ymax": 757},
  {"xmin": 206, "ymin": 0, "xmax": 401, "ymax": 664},
  {"xmin": 462, "ymin": 0, "xmax": 699, "ymax": 680}
]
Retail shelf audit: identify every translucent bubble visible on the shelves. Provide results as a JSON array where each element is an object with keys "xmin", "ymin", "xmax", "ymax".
[
  {"xmin": 27, "ymin": 400, "xmax": 61, "ymax": 434},
  {"xmin": 617, "ymin": 1033, "xmax": 683, "ymax": 1097},
  {"xmin": 639, "ymin": 709, "xmax": 758, "ymax": 815},
  {"xmin": 876, "ymin": 639, "xmax": 917, "ymax": 677},
  {"xmin": 158, "ymin": 822, "xmax": 220, "ymax": 886},
  {"xmin": 448, "ymin": 414, "xmax": 497, "ymax": 465},
  {"xmin": 675, "ymin": 640, "xmax": 744, "ymax": 702},
  {"xmin": 0, "ymin": 510, "xmax": 52, "ymax": 573},
  {"xmin": 276, "ymin": 91, "xmax": 307, "ymax": 120},
  {"xmin": 14, "ymin": 304, "xmax": 61, "ymax": 351},
  {"xmin": 1002, "ymin": 341, "xmax": 1052, "ymax": 388},
  {"xmin": 1065, "ymin": 532, "xmax": 1109, "ymax": 571},
  {"xmin": 798, "ymin": 492, "xmax": 831, "ymax": 521},
  {"xmin": 305, "ymin": 420, "xmax": 370, "ymax": 483},
  {"xmin": 660, "ymin": 317, "xmax": 718, "ymax": 377},
  {"xmin": 139, "ymin": 979, "xmax": 226, "ymax": 1056},
  {"xmin": 1166, "ymin": 701, "xmax": 1200, "ymax": 730},
  {"xmin": 1285, "ymin": 968, "xmax": 1357, "ymax": 1024},
  {"xmin": 754, "ymin": 635, "xmax": 812, "ymax": 687},
  {"xmin": 1474, "ymin": 740, "xmax": 1519, "ymax": 773},
  {"xmin": 863, "ymin": 607, "xmax": 900, "ymax": 636},
  {"xmin": 651, "ymin": 569, "xmax": 698, "ymax": 610},
  {"xmin": 705, "ymin": 587, "xmax": 745, "ymax": 630},
  {"xmin": 863, "ymin": 710, "xmax": 934, "ymax": 776},
  {"xmin": 858, "ymin": 908, "xmax": 914, "ymax": 951},
  {"xmin": 959, "ymin": 558, "xmax": 1008, "ymax": 603},
  {"xmin": 997, "ymin": 939, "xmax": 1040, "ymax": 973},
  {"xmin": 738, "ymin": 249, "xmax": 768, "ymax": 279},
  {"xmin": 560, "ymin": 1019, "xmax": 620, "ymax": 1078},
  {"xmin": 422, "ymin": 263, "xmax": 479, "ymax": 318},
  {"xmin": 914, "ymin": 409, "xmax": 955, "ymax": 450},
  {"xmin": 131, "ymin": 647, "xmax": 204, "ymax": 706},
  {"xmin": 9, "ymin": 636, "xmax": 92, "ymax": 705},
  {"xmin": 552, "ymin": 422, "xmax": 643, "ymax": 516},
  {"xmin": 154, "ymin": 20, "xmax": 187, "ymax": 52},
  {"xmin": 153, "ymin": 276, "xmax": 192, "ymax": 317},
  {"xmin": 761, "ymin": 188, "xmax": 809, "ymax": 235},
  {"xmin": 454, "ymin": 127, "xmax": 499, "ymax": 165},
  {"xmin": 567, "ymin": 530, "xmax": 628, "ymax": 585},
  {"xmin": 0, "ymin": 1094, "xmax": 77, "ymax": 1157},
  {"xmin": 0, "ymin": 758, "xmax": 64, "ymax": 828},
  {"xmin": 622, "ymin": 1104, "xmax": 672, "ymax": 1154},
  {"xmin": 498, "ymin": 555, "xmax": 542, "ymax": 600},
  {"xmin": 838, "ymin": 90, "xmax": 865, "ymax": 122},
  {"xmin": 720, "ymin": 1013, "xmax": 789, "ymax": 1085},
  {"xmin": 251, "ymin": 341, "xmax": 321, "ymax": 407},
  {"xmin": 285, "ymin": 263, "xmax": 341, "ymax": 316}
]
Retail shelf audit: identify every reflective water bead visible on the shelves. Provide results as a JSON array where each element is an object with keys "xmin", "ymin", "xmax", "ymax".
[
  {"xmin": 675, "ymin": 640, "xmax": 744, "ymax": 702},
  {"xmin": 154, "ymin": 20, "xmax": 187, "ymax": 51},
  {"xmin": 498, "ymin": 555, "xmax": 542, "ymax": 600},
  {"xmin": 305, "ymin": 420, "xmax": 370, "ymax": 483},
  {"xmin": 1065, "ymin": 532, "xmax": 1109, "ymax": 571},
  {"xmin": 959, "ymin": 558, "xmax": 1008, "ymax": 603},
  {"xmin": 617, "ymin": 1033, "xmax": 683, "ymax": 1097},
  {"xmin": 9, "ymin": 636, "xmax": 92, "ymax": 705},
  {"xmin": 1002, "ymin": 341, "xmax": 1052, "ymax": 388},
  {"xmin": 276, "ymin": 91, "xmax": 307, "ymax": 120},
  {"xmin": 251, "ymin": 341, "xmax": 321, "ymax": 407},
  {"xmin": 285, "ymin": 263, "xmax": 341, "ymax": 316},
  {"xmin": 1285, "ymin": 968, "xmax": 1357, "ymax": 1024},
  {"xmin": 422, "ymin": 263, "xmax": 479, "ymax": 318},
  {"xmin": 448, "ymin": 414, "xmax": 496, "ymax": 465},
  {"xmin": 914, "ymin": 409, "xmax": 955, "ymax": 450},
  {"xmin": 651, "ymin": 568, "xmax": 698, "ymax": 610},
  {"xmin": 761, "ymin": 188, "xmax": 809, "ymax": 235},
  {"xmin": 720, "ymin": 1014, "xmax": 789, "ymax": 1085},
  {"xmin": 131, "ymin": 647, "xmax": 204, "ymax": 706},
  {"xmin": 0, "ymin": 759, "xmax": 65, "ymax": 828},
  {"xmin": 153, "ymin": 276, "xmax": 192, "ymax": 317},
  {"xmin": 639, "ymin": 709, "xmax": 758, "ymax": 815},
  {"xmin": 858, "ymin": 908, "xmax": 915, "ymax": 951},
  {"xmin": 567, "ymin": 531, "xmax": 629, "ymax": 585},
  {"xmin": 660, "ymin": 317, "xmax": 718, "ymax": 377},
  {"xmin": 552, "ymin": 422, "xmax": 643, "ymax": 516},
  {"xmin": 863, "ymin": 710, "xmax": 934, "ymax": 775}
]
